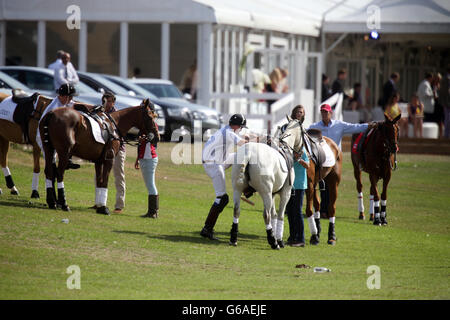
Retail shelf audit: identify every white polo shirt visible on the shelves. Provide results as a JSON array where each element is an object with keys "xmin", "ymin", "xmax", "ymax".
[{"xmin": 202, "ymin": 125, "xmax": 243, "ymax": 164}]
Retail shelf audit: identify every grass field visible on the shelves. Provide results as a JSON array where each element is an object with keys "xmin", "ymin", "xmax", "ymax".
[{"xmin": 0, "ymin": 142, "xmax": 449, "ymax": 300}]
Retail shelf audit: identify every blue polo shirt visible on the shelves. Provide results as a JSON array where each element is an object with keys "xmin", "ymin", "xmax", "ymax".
[
  {"xmin": 308, "ymin": 119, "xmax": 368, "ymax": 149},
  {"xmin": 293, "ymin": 146, "xmax": 309, "ymax": 190}
]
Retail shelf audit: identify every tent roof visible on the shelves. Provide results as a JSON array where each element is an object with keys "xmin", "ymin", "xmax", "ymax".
[{"xmin": 0, "ymin": 0, "xmax": 449, "ymax": 35}]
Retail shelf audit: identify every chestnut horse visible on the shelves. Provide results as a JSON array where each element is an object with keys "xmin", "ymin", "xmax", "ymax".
[
  {"xmin": 351, "ymin": 114, "xmax": 400, "ymax": 226},
  {"xmin": 302, "ymin": 128, "xmax": 343, "ymax": 246},
  {"xmin": 39, "ymin": 98, "xmax": 159, "ymax": 214},
  {"xmin": 0, "ymin": 92, "xmax": 53, "ymax": 198}
]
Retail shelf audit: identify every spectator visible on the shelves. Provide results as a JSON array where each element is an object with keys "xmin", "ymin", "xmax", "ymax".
[
  {"xmin": 285, "ymin": 105, "xmax": 309, "ymax": 247},
  {"xmin": 48, "ymin": 50, "xmax": 65, "ymax": 71},
  {"xmin": 179, "ymin": 60, "xmax": 198, "ymax": 100},
  {"xmin": 407, "ymin": 93, "xmax": 424, "ymax": 138},
  {"xmin": 132, "ymin": 67, "xmax": 141, "ymax": 79},
  {"xmin": 432, "ymin": 72, "xmax": 444, "ymax": 138},
  {"xmin": 385, "ymin": 92, "xmax": 408, "ymax": 137},
  {"xmin": 279, "ymin": 68, "xmax": 289, "ymax": 93},
  {"xmin": 348, "ymin": 83, "xmax": 363, "ymax": 111},
  {"xmin": 331, "ymin": 69, "xmax": 351, "ymax": 101},
  {"xmin": 54, "ymin": 52, "xmax": 79, "ymax": 91},
  {"xmin": 441, "ymin": 67, "xmax": 450, "ymax": 138},
  {"xmin": 418, "ymin": 72, "xmax": 436, "ymax": 126},
  {"xmin": 308, "ymin": 103, "xmax": 368, "ymax": 219},
  {"xmin": 380, "ymin": 72, "xmax": 400, "ymax": 110},
  {"xmin": 321, "ymin": 74, "xmax": 332, "ymax": 102},
  {"xmin": 265, "ymin": 68, "xmax": 283, "ymax": 110}
]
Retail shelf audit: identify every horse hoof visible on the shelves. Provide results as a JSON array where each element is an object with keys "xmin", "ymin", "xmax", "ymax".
[
  {"xmin": 309, "ymin": 234, "xmax": 320, "ymax": 245},
  {"xmin": 277, "ymin": 240, "xmax": 285, "ymax": 248},
  {"xmin": 229, "ymin": 241, "xmax": 237, "ymax": 247},
  {"xmin": 359, "ymin": 213, "xmax": 365, "ymax": 220},
  {"xmin": 47, "ymin": 204, "xmax": 57, "ymax": 210},
  {"xmin": 327, "ymin": 239, "xmax": 337, "ymax": 245},
  {"xmin": 96, "ymin": 206, "xmax": 110, "ymax": 215},
  {"xmin": 373, "ymin": 218, "xmax": 381, "ymax": 226},
  {"xmin": 271, "ymin": 244, "xmax": 280, "ymax": 250},
  {"xmin": 11, "ymin": 189, "xmax": 19, "ymax": 196},
  {"xmin": 369, "ymin": 214, "xmax": 374, "ymax": 221},
  {"xmin": 61, "ymin": 205, "xmax": 70, "ymax": 212},
  {"xmin": 30, "ymin": 190, "xmax": 40, "ymax": 199}
]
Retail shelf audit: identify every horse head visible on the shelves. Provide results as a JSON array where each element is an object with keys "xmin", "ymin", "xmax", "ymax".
[
  {"xmin": 381, "ymin": 113, "xmax": 400, "ymax": 155},
  {"xmin": 279, "ymin": 118, "xmax": 303, "ymax": 155},
  {"xmin": 138, "ymin": 98, "xmax": 159, "ymax": 141}
]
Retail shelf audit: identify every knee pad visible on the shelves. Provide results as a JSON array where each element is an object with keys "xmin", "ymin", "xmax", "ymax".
[{"xmin": 214, "ymin": 193, "xmax": 229, "ymax": 212}]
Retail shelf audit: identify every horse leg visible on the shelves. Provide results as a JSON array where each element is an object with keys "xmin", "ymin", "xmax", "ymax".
[
  {"xmin": 305, "ymin": 177, "xmax": 319, "ymax": 245},
  {"xmin": 30, "ymin": 144, "xmax": 41, "ymax": 199},
  {"xmin": 354, "ymin": 165, "xmax": 365, "ymax": 220},
  {"xmin": 261, "ymin": 193, "xmax": 279, "ymax": 250},
  {"xmin": 0, "ymin": 136, "xmax": 19, "ymax": 195},
  {"xmin": 380, "ymin": 172, "xmax": 391, "ymax": 226},
  {"xmin": 43, "ymin": 149, "xmax": 57, "ymax": 209},
  {"xmin": 312, "ymin": 186, "xmax": 321, "ymax": 239},
  {"xmin": 275, "ymin": 187, "xmax": 292, "ymax": 249},
  {"xmin": 326, "ymin": 176, "xmax": 338, "ymax": 245},
  {"xmin": 96, "ymin": 160, "xmax": 113, "ymax": 215},
  {"xmin": 229, "ymin": 189, "xmax": 242, "ymax": 246},
  {"xmin": 55, "ymin": 152, "xmax": 70, "ymax": 211},
  {"xmin": 369, "ymin": 174, "xmax": 381, "ymax": 226}
]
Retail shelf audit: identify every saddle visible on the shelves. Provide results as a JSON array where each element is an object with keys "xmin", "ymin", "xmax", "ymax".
[
  {"xmin": 11, "ymin": 89, "xmax": 40, "ymax": 144},
  {"xmin": 352, "ymin": 125, "xmax": 376, "ymax": 170},
  {"xmin": 75, "ymin": 105, "xmax": 120, "ymax": 159},
  {"xmin": 303, "ymin": 128, "xmax": 326, "ymax": 171}
]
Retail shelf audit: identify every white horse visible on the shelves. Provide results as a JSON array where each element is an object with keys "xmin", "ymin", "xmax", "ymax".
[{"xmin": 230, "ymin": 118, "xmax": 303, "ymax": 249}]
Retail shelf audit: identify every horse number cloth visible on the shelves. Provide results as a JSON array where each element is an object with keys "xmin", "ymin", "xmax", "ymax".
[{"xmin": 0, "ymin": 96, "xmax": 17, "ymax": 123}]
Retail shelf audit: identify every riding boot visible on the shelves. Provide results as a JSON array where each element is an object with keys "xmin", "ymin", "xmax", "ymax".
[
  {"xmin": 200, "ymin": 204, "xmax": 222, "ymax": 240},
  {"xmin": 66, "ymin": 157, "xmax": 80, "ymax": 170},
  {"xmin": 141, "ymin": 195, "xmax": 159, "ymax": 218},
  {"xmin": 46, "ymin": 187, "xmax": 56, "ymax": 209},
  {"xmin": 327, "ymin": 222, "xmax": 337, "ymax": 245}
]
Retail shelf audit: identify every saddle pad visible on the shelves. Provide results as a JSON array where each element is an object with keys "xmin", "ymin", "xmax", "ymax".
[
  {"xmin": 276, "ymin": 150, "xmax": 289, "ymax": 172},
  {"xmin": 0, "ymin": 96, "xmax": 17, "ymax": 123},
  {"xmin": 320, "ymin": 140, "xmax": 336, "ymax": 167},
  {"xmin": 79, "ymin": 111, "xmax": 105, "ymax": 144},
  {"xmin": 352, "ymin": 133, "xmax": 363, "ymax": 154}
]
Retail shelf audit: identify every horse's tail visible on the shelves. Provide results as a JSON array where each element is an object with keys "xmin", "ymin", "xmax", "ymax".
[{"xmin": 232, "ymin": 144, "xmax": 252, "ymax": 189}]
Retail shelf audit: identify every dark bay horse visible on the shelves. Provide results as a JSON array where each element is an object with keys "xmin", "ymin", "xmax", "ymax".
[
  {"xmin": 302, "ymin": 129, "xmax": 343, "ymax": 246},
  {"xmin": 39, "ymin": 98, "xmax": 159, "ymax": 214},
  {"xmin": 0, "ymin": 92, "xmax": 53, "ymax": 198},
  {"xmin": 351, "ymin": 114, "xmax": 400, "ymax": 226}
]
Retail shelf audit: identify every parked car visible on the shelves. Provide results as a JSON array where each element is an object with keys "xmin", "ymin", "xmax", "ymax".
[
  {"xmin": 130, "ymin": 78, "xmax": 223, "ymax": 141},
  {"xmin": 0, "ymin": 66, "xmax": 165, "ymax": 135},
  {"xmin": 101, "ymin": 74, "xmax": 202, "ymax": 141},
  {"xmin": 0, "ymin": 70, "xmax": 37, "ymax": 95}
]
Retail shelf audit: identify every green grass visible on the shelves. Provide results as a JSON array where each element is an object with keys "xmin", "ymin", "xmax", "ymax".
[{"xmin": 0, "ymin": 143, "xmax": 449, "ymax": 299}]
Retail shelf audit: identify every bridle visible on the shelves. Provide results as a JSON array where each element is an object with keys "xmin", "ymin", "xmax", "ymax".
[{"xmin": 379, "ymin": 121, "xmax": 399, "ymax": 170}]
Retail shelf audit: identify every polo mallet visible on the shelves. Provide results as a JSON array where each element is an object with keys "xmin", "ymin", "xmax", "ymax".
[{"xmin": 241, "ymin": 196, "xmax": 255, "ymax": 206}]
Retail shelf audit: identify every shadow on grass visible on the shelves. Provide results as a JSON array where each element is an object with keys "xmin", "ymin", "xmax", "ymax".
[{"xmin": 112, "ymin": 229, "xmax": 261, "ymax": 245}]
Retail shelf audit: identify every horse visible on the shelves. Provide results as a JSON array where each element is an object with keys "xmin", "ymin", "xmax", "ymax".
[
  {"xmin": 351, "ymin": 113, "xmax": 400, "ymax": 226},
  {"xmin": 0, "ymin": 92, "xmax": 53, "ymax": 198},
  {"xmin": 229, "ymin": 118, "xmax": 304, "ymax": 249},
  {"xmin": 39, "ymin": 98, "xmax": 159, "ymax": 214},
  {"xmin": 230, "ymin": 117, "xmax": 343, "ymax": 249}
]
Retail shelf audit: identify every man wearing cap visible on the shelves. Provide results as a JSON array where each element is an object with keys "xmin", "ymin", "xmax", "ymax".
[
  {"xmin": 200, "ymin": 114, "xmax": 253, "ymax": 240},
  {"xmin": 36, "ymin": 83, "xmax": 79, "ymax": 170},
  {"xmin": 308, "ymin": 103, "xmax": 368, "ymax": 221}
]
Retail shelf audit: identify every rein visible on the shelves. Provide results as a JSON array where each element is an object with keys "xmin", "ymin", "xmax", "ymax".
[{"xmin": 375, "ymin": 122, "xmax": 399, "ymax": 171}]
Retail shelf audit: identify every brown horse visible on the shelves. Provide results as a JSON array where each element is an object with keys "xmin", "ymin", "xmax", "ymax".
[
  {"xmin": 0, "ymin": 92, "xmax": 53, "ymax": 198},
  {"xmin": 351, "ymin": 114, "xmax": 400, "ymax": 226},
  {"xmin": 39, "ymin": 98, "xmax": 159, "ymax": 214},
  {"xmin": 302, "ymin": 129, "xmax": 343, "ymax": 246}
]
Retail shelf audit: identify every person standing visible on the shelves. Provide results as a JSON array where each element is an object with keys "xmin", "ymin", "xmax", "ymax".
[
  {"xmin": 331, "ymin": 69, "xmax": 350, "ymax": 101},
  {"xmin": 102, "ymin": 92, "xmax": 127, "ymax": 213},
  {"xmin": 200, "ymin": 114, "xmax": 249, "ymax": 240},
  {"xmin": 285, "ymin": 105, "xmax": 309, "ymax": 247},
  {"xmin": 380, "ymin": 73, "xmax": 400, "ymax": 110},
  {"xmin": 54, "ymin": 52, "xmax": 79, "ymax": 91},
  {"xmin": 407, "ymin": 93, "xmax": 424, "ymax": 138},
  {"xmin": 418, "ymin": 72, "xmax": 436, "ymax": 126},
  {"xmin": 48, "ymin": 50, "xmax": 65, "ymax": 71},
  {"xmin": 432, "ymin": 73, "xmax": 444, "ymax": 138},
  {"xmin": 135, "ymin": 103, "xmax": 160, "ymax": 218},
  {"xmin": 321, "ymin": 74, "xmax": 332, "ymax": 102},
  {"xmin": 308, "ymin": 104, "xmax": 368, "ymax": 224},
  {"xmin": 441, "ymin": 67, "xmax": 450, "ymax": 138}
]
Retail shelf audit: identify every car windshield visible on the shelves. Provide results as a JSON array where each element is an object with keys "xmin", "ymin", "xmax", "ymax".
[
  {"xmin": 90, "ymin": 74, "xmax": 134, "ymax": 96},
  {"xmin": 105, "ymin": 76, "xmax": 157, "ymax": 99},
  {"xmin": 137, "ymin": 83, "xmax": 183, "ymax": 98},
  {"xmin": 73, "ymin": 81, "xmax": 98, "ymax": 94},
  {"xmin": 0, "ymin": 71, "xmax": 29, "ymax": 90}
]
